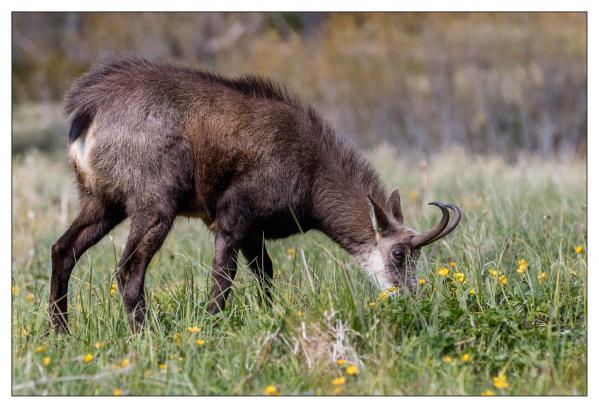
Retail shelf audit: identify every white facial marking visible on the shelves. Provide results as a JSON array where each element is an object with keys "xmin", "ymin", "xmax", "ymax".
[{"xmin": 355, "ymin": 247, "xmax": 395, "ymax": 291}]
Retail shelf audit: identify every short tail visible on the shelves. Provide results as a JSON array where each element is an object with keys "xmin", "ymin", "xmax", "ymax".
[{"xmin": 68, "ymin": 109, "xmax": 94, "ymax": 143}]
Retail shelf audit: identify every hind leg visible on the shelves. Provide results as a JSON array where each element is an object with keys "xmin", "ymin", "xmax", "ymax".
[
  {"xmin": 241, "ymin": 237, "xmax": 274, "ymax": 305},
  {"xmin": 49, "ymin": 195, "xmax": 125, "ymax": 333},
  {"xmin": 115, "ymin": 207, "xmax": 175, "ymax": 332}
]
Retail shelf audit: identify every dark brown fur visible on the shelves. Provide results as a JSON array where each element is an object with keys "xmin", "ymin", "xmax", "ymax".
[{"xmin": 50, "ymin": 57, "xmax": 455, "ymax": 333}]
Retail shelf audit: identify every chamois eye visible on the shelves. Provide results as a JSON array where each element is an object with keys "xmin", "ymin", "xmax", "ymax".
[{"xmin": 392, "ymin": 250, "xmax": 404, "ymax": 261}]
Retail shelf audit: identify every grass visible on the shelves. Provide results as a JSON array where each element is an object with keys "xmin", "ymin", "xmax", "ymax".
[{"xmin": 11, "ymin": 147, "xmax": 586, "ymax": 395}]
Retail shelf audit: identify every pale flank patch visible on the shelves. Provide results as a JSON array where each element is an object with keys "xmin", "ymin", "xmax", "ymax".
[{"xmin": 355, "ymin": 247, "xmax": 394, "ymax": 291}]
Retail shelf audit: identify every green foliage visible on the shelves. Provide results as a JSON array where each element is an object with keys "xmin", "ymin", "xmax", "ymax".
[{"xmin": 11, "ymin": 148, "xmax": 586, "ymax": 395}]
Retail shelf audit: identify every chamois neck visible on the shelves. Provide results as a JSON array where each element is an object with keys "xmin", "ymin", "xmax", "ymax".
[{"xmin": 312, "ymin": 146, "xmax": 387, "ymax": 256}]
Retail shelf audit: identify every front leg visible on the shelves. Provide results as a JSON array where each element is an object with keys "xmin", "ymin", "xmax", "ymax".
[
  {"xmin": 241, "ymin": 238, "xmax": 274, "ymax": 305},
  {"xmin": 207, "ymin": 232, "xmax": 241, "ymax": 314}
]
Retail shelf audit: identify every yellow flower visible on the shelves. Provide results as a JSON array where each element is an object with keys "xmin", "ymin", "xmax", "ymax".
[
  {"xmin": 468, "ymin": 288, "xmax": 476, "ymax": 296},
  {"xmin": 516, "ymin": 259, "xmax": 528, "ymax": 274},
  {"xmin": 263, "ymin": 385, "xmax": 281, "ymax": 396},
  {"xmin": 120, "ymin": 358, "xmax": 129, "ymax": 368},
  {"xmin": 488, "ymin": 268, "xmax": 498, "ymax": 278},
  {"xmin": 449, "ymin": 260, "xmax": 457, "ymax": 268},
  {"xmin": 537, "ymin": 271, "xmax": 548, "ymax": 283},
  {"xmin": 95, "ymin": 342, "xmax": 104, "ymax": 350},
  {"xmin": 493, "ymin": 373, "xmax": 509, "ymax": 389},
  {"xmin": 377, "ymin": 290, "xmax": 389, "ymax": 301},
  {"xmin": 481, "ymin": 389, "xmax": 496, "ymax": 396},
  {"xmin": 368, "ymin": 301, "xmax": 376, "ymax": 308},
  {"xmin": 195, "ymin": 339, "xmax": 205, "ymax": 346},
  {"xmin": 499, "ymin": 275, "xmax": 508, "ymax": 286},
  {"xmin": 286, "ymin": 248, "xmax": 296, "ymax": 260},
  {"xmin": 336, "ymin": 358, "xmax": 347, "ymax": 367},
  {"xmin": 453, "ymin": 272, "xmax": 466, "ymax": 284},
  {"xmin": 172, "ymin": 333, "xmax": 182, "ymax": 344},
  {"xmin": 11, "ymin": 286, "xmax": 19, "ymax": 296},
  {"xmin": 35, "ymin": 345, "xmax": 46, "ymax": 353},
  {"xmin": 441, "ymin": 355, "xmax": 452, "ymax": 364},
  {"xmin": 295, "ymin": 311, "xmax": 304, "ymax": 318},
  {"xmin": 25, "ymin": 293, "xmax": 35, "ymax": 303},
  {"xmin": 187, "ymin": 326, "xmax": 200, "ymax": 334},
  {"xmin": 575, "ymin": 245, "xmax": 584, "ymax": 255},
  {"xmin": 42, "ymin": 356, "xmax": 52, "ymax": 367},
  {"xmin": 110, "ymin": 282, "xmax": 118, "ymax": 296},
  {"xmin": 113, "ymin": 388, "xmax": 122, "ymax": 396},
  {"xmin": 159, "ymin": 363, "xmax": 167, "ymax": 371},
  {"xmin": 386, "ymin": 286, "xmax": 399, "ymax": 293},
  {"xmin": 418, "ymin": 278, "xmax": 427, "ymax": 286},
  {"xmin": 461, "ymin": 353, "xmax": 471, "ymax": 363},
  {"xmin": 437, "ymin": 267, "xmax": 449, "ymax": 277},
  {"xmin": 346, "ymin": 364, "xmax": 359, "ymax": 376},
  {"xmin": 331, "ymin": 376, "xmax": 346, "ymax": 386},
  {"xmin": 82, "ymin": 353, "xmax": 94, "ymax": 364}
]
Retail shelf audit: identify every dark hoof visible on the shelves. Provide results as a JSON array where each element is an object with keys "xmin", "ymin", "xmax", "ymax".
[{"xmin": 206, "ymin": 302, "xmax": 223, "ymax": 315}]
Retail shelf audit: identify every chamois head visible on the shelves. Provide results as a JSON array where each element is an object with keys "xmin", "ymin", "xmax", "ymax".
[{"xmin": 361, "ymin": 189, "xmax": 461, "ymax": 292}]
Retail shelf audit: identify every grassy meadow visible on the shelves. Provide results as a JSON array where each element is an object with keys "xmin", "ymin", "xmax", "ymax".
[{"xmin": 11, "ymin": 146, "xmax": 586, "ymax": 396}]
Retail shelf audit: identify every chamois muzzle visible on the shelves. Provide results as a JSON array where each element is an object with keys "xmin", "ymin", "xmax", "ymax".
[{"xmin": 411, "ymin": 202, "xmax": 462, "ymax": 248}]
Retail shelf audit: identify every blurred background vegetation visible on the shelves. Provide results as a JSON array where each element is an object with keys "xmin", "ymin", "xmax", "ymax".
[{"xmin": 12, "ymin": 12, "xmax": 586, "ymax": 158}]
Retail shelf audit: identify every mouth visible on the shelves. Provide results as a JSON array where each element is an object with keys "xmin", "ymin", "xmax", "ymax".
[{"xmin": 395, "ymin": 277, "xmax": 417, "ymax": 293}]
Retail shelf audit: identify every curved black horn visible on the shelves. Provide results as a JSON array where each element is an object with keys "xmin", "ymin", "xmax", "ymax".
[
  {"xmin": 432, "ymin": 203, "xmax": 462, "ymax": 241},
  {"xmin": 411, "ymin": 202, "xmax": 450, "ymax": 248}
]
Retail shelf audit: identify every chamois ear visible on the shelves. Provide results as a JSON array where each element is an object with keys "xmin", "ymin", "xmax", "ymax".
[
  {"xmin": 388, "ymin": 188, "xmax": 404, "ymax": 223},
  {"xmin": 367, "ymin": 196, "xmax": 391, "ymax": 236}
]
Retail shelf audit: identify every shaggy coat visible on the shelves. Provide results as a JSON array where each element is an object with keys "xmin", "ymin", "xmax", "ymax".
[{"xmin": 49, "ymin": 57, "xmax": 460, "ymax": 332}]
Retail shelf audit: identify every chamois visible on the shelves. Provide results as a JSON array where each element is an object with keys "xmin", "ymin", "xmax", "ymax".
[{"xmin": 50, "ymin": 57, "xmax": 461, "ymax": 332}]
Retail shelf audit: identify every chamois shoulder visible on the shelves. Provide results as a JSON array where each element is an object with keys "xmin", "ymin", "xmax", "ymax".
[{"xmin": 212, "ymin": 74, "xmax": 294, "ymax": 104}]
